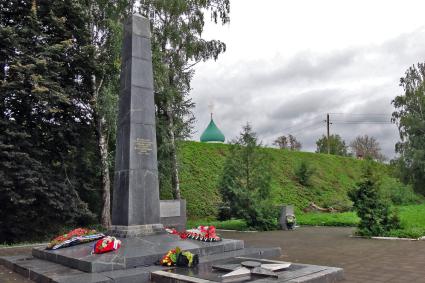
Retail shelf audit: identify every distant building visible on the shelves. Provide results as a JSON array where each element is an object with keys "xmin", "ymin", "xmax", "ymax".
[{"xmin": 200, "ymin": 113, "xmax": 225, "ymax": 143}]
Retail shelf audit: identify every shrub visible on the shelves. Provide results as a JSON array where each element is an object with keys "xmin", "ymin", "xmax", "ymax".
[
  {"xmin": 348, "ymin": 165, "xmax": 400, "ymax": 237},
  {"xmin": 217, "ymin": 205, "xmax": 232, "ymax": 221},
  {"xmin": 294, "ymin": 160, "xmax": 315, "ymax": 186},
  {"xmin": 379, "ymin": 177, "xmax": 422, "ymax": 205}
]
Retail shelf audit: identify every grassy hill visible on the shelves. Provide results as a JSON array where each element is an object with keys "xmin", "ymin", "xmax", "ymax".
[{"xmin": 161, "ymin": 141, "xmax": 416, "ymax": 219}]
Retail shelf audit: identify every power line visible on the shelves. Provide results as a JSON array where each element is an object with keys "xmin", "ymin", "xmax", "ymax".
[
  {"xmin": 280, "ymin": 115, "xmax": 323, "ymax": 132},
  {"xmin": 333, "ymin": 122, "xmax": 393, "ymax": 124},
  {"xmin": 275, "ymin": 113, "xmax": 395, "ymax": 142},
  {"xmin": 288, "ymin": 121, "xmax": 324, "ymax": 135},
  {"xmin": 329, "ymin": 112, "xmax": 392, "ymax": 116}
]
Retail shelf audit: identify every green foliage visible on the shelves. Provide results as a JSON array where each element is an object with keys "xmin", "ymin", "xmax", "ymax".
[
  {"xmin": 298, "ymin": 203, "xmax": 425, "ymax": 238},
  {"xmin": 316, "ymin": 134, "xmax": 349, "ymax": 156},
  {"xmin": 190, "ymin": 203, "xmax": 425, "ymax": 237},
  {"xmin": 0, "ymin": 0, "xmax": 97, "ymax": 242},
  {"xmin": 392, "ymin": 63, "xmax": 425, "ymax": 195},
  {"xmin": 273, "ymin": 134, "xmax": 301, "ymax": 150},
  {"xmin": 379, "ymin": 176, "xmax": 423, "ymax": 205},
  {"xmin": 385, "ymin": 204, "xmax": 425, "ymax": 238},
  {"xmin": 348, "ymin": 165, "xmax": 400, "ymax": 237},
  {"xmin": 294, "ymin": 160, "xmax": 315, "ymax": 186},
  {"xmin": 177, "ymin": 141, "xmax": 413, "ymax": 219},
  {"xmin": 0, "ymin": 120, "xmax": 94, "ymax": 243},
  {"xmin": 217, "ymin": 205, "xmax": 232, "ymax": 221},
  {"xmin": 219, "ymin": 124, "xmax": 278, "ymax": 231}
]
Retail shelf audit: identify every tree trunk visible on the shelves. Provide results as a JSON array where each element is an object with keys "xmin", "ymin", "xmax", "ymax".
[
  {"xmin": 167, "ymin": 105, "xmax": 180, "ymax": 199},
  {"xmin": 98, "ymin": 116, "xmax": 111, "ymax": 228}
]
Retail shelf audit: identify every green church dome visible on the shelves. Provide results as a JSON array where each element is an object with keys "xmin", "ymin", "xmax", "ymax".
[{"xmin": 200, "ymin": 118, "xmax": 225, "ymax": 143}]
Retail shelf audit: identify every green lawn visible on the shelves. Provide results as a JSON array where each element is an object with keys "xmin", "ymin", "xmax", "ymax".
[
  {"xmin": 386, "ymin": 204, "xmax": 425, "ymax": 238},
  {"xmin": 188, "ymin": 203, "xmax": 425, "ymax": 238},
  {"xmin": 298, "ymin": 204, "xmax": 425, "ymax": 238}
]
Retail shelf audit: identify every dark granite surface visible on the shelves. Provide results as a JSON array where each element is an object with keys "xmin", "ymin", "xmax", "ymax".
[
  {"xmin": 33, "ymin": 234, "xmax": 244, "ymax": 273},
  {"xmin": 151, "ymin": 257, "xmax": 343, "ymax": 283},
  {"xmin": 2, "ymin": 248, "xmax": 342, "ymax": 283},
  {"xmin": 111, "ymin": 13, "xmax": 161, "ymax": 229}
]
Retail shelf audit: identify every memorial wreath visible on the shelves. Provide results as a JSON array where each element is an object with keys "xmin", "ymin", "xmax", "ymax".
[{"xmin": 46, "ymin": 228, "xmax": 104, "ymax": 250}]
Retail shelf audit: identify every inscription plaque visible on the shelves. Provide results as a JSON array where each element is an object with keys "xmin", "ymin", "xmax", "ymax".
[{"xmin": 134, "ymin": 138, "xmax": 153, "ymax": 155}]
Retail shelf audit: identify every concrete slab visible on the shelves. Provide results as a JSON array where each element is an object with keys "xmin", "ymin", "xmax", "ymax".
[
  {"xmin": 151, "ymin": 257, "xmax": 344, "ymax": 283},
  {"xmin": 2, "ymin": 246, "xmax": 284, "ymax": 283},
  {"xmin": 33, "ymin": 234, "xmax": 244, "ymax": 273}
]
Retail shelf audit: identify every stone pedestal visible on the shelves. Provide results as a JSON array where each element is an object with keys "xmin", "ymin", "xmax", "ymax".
[
  {"xmin": 108, "ymin": 224, "xmax": 164, "ymax": 238},
  {"xmin": 160, "ymin": 199, "xmax": 187, "ymax": 231}
]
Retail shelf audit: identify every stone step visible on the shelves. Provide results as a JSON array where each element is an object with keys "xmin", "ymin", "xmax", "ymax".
[
  {"xmin": 32, "ymin": 234, "xmax": 244, "ymax": 273},
  {"xmin": 1, "ymin": 246, "xmax": 281, "ymax": 283},
  {"xmin": 0, "ymin": 254, "xmax": 165, "ymax": 283},
  {"xmin": 1, "ymin": 255, "xmax": 106, "ymax": 282}
]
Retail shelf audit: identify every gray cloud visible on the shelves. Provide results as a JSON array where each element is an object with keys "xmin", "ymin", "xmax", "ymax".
[{"xmin": 191, "ymin": 27, "xmax": 425, "ymax": 159}]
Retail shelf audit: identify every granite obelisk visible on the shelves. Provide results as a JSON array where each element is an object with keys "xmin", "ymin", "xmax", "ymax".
[{"xmin": 110, "ymin": 14, "xmax": 163, "ymax": 237}]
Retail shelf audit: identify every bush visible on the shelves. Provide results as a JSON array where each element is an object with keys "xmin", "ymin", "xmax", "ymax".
[
  {"xmin": 379, "ymin": 177, "xmax": 422, "ymax": 205},
  {"xmin": 217, "ymin": 205, "xmax": 232, "ymax": 221},
  {"xmin": 348, "ymin": 165, "xmax": 400, "ymax": 237},
  {"xmin": 240, "ymin": 202, "xmax": 280, "ymax": 231},
  {"xmin": 294, "ymin": 160, "xmax": 315, "ymax": 186}
]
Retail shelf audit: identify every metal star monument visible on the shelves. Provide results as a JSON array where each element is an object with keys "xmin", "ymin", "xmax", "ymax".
[{"xmin": 212, "ymin": 259, "xmax": 291, "ymax": 282}]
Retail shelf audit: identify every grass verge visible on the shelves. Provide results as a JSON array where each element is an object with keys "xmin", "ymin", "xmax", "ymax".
[
  {"xmin": 298, "ymin": 204, "xmax": 425, "ymax": 238},
  {"xmin": 187, "ymin": 204, "xmax": 425, "ymax": 238}
]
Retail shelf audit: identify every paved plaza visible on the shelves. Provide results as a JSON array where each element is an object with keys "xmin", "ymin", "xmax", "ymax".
[
  {"xmin": 2, "ymin": 227, "xmax": 425, "ymax": 282},
  {"xmin": 221, "ymin": 227, "xmax": 425, "ymax": 282}
]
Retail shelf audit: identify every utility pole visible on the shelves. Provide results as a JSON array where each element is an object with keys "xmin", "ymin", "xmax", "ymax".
[{"xmin": 327, "ymin": 113, "xmax": 330, "ymax": 154}]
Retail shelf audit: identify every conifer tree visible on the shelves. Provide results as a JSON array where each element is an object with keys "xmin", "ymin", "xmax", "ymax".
[
  {"xmin": 219, "ymin": 124, "xmax": 277, "ymax": 230},
  {"xmin": 0, "ymin": 0, "xmax": 95, "ymax": 242},
  {"xmin": 348, "ymin": 165, "xmax": 400, "ymax": 237}
]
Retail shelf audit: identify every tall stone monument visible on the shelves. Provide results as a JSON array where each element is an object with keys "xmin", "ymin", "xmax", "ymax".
[{"xmin": 110, "ymin": 14, "xmax": 163, "ymax": 237}]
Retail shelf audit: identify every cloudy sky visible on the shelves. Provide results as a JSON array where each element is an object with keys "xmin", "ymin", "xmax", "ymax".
[{"xmin": 189, "ymin": 0, "xmax": 425, "ymax": 158}]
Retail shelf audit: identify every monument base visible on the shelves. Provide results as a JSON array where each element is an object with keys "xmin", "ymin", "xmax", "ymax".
[
  {"xmin": 151, "ymin": 258, "xmax": 344, "ymax": 283},
  {"xmin": 0, "ymin": 246, "xmax": 344, "ymax": 283},
  {"xmin": 108, "ymin": 224, "xmax": 164, "ymax": 237},
  {"xmin": 31, "ymin": 233, "xmax": 245, "ymax": 273},
  {"xmin": 0, "ymin": 232, "xmax": 286, "ymax": 283}
]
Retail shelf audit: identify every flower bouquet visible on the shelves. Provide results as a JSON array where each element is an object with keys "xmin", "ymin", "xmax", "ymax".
[
  {"xmin": 165, "ymin": 227, "xmax": 188, "ymax": 240},
  {"xmin": 47, "ymin": 228, "xmax": 105, "ymax": 250},
  {"xmin": 158, "ymin": 247, "xmax": 198, "ymax": 267},
  {"xmin": 93, "ymin": 236, "xmax": 121, "ymax": 254},
  {"xmin": 186, "ymin": 226, "xmax": 221, "ymax": 242}
]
